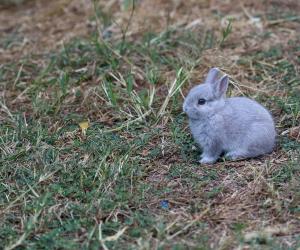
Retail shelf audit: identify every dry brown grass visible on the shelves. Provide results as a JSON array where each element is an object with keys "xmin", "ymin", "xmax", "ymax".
[
  {"xmin": 0, "ymin": 0, "xmax": 92, "ymax": 64},
  {"xmin": 1, "ymin": 0, "xmax": 300, "ymax": 249}
]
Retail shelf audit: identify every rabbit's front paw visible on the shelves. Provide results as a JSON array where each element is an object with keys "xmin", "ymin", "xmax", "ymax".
[{"xmin": 199, "ymin": 156, "xmax": 217, "ymax": 164}]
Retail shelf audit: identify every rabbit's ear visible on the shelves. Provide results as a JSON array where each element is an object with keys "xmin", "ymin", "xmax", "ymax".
[
  {"xmin": 214, "ymin": 75, "xmax": 228, "ymax": 98},
  {"xmin": 205, "ymin": 68, "xmax": 220, "ymax": 84}
]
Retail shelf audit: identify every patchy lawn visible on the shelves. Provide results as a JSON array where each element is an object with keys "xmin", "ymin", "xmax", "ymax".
[{"xmin": 0, "ymin": 0, "xmax": 300, "ymax": 249}]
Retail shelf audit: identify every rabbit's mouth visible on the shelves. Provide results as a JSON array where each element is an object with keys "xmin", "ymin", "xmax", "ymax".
[
  {"xmin": 183, "ymin": 108, "xmax": 194, "ymax": 118},
  {"xmin": 185, "ymin": 111, "xmax": 199, "ymax": 120}
]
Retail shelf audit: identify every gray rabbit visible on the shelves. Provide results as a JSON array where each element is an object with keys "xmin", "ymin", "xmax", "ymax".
[{"xmin": 183, "ymin": 68, "xmax": 276, "ymax": 164}]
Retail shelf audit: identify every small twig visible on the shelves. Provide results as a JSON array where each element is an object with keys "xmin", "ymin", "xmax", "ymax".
[
  {"xmin": 0, "ymin": 100, "xmax": 15, "ymax": 122},
  {"xmin": 100, "ymin": 109, "xmax": 151, "ymax": 133},
  {"xmin": 267, "ymin": 16, "xmax": 300, "ymax": 26},
  {"xmin": 13, "ymin": 64, "xmax": 23, "ymax": 89},
  {"xmin": 167, "ymin": 206, "xmax": 210, "ymax": 240},
  {"xmin": 11, "ymin": 87, "xmax": 30, "ymax": 104},
  {"xmin": 229, "ymin": 79, "xmax": 245, "ymax": 96}
]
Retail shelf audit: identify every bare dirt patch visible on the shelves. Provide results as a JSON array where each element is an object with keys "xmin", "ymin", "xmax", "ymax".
[{"xmin": 0, "ymin": 0, "xmax": 92, "ymax": 64}]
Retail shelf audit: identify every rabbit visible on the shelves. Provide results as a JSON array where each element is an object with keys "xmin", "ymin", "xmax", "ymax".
[{"xmin": 183, "ymin": 67, "xmax": 276, "ymax": 164}]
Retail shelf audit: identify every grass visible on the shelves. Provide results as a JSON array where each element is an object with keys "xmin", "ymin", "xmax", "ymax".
[{"xmin": 1, "ymin": 0, "xmax": 300, "ymax": 249}]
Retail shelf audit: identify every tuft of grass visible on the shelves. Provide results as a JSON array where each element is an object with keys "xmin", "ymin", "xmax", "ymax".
[{"xmin": 220, "ymin": 18, "xmax": 233, "ymax": 46}]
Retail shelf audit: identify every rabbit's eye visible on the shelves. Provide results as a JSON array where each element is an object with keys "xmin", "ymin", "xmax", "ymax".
[{"xmin": 198, "ymin": 98, "xmax": 206, "ymax": 105}]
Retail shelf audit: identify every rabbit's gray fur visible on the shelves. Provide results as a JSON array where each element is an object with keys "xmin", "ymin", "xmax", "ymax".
[{"xmin": 183, "ymin": 68, "xmax": 276, "ymax": 164}]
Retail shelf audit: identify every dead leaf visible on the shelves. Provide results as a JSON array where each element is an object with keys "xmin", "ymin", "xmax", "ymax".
[
  {"xmin": 289, "ymin": 126, "xmax": 300, "ymax": 142},
  {"xmin": 79, "ymin": 121, "xmax": 89, "ymax": 136}
]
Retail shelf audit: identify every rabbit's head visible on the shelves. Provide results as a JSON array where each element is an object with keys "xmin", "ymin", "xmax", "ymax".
[{"xmin": 183, "ymin": 68, "xmax": 229, "ymax": 120}]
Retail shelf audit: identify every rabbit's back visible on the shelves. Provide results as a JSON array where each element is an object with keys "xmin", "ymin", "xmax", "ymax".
[
  {"xmin": 225, "ymin": 97, "xmax": 274, "ymax": 126},
  {"xmin": 222, "ymin": 97, "xmax": 276, "ymax": 153}
]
